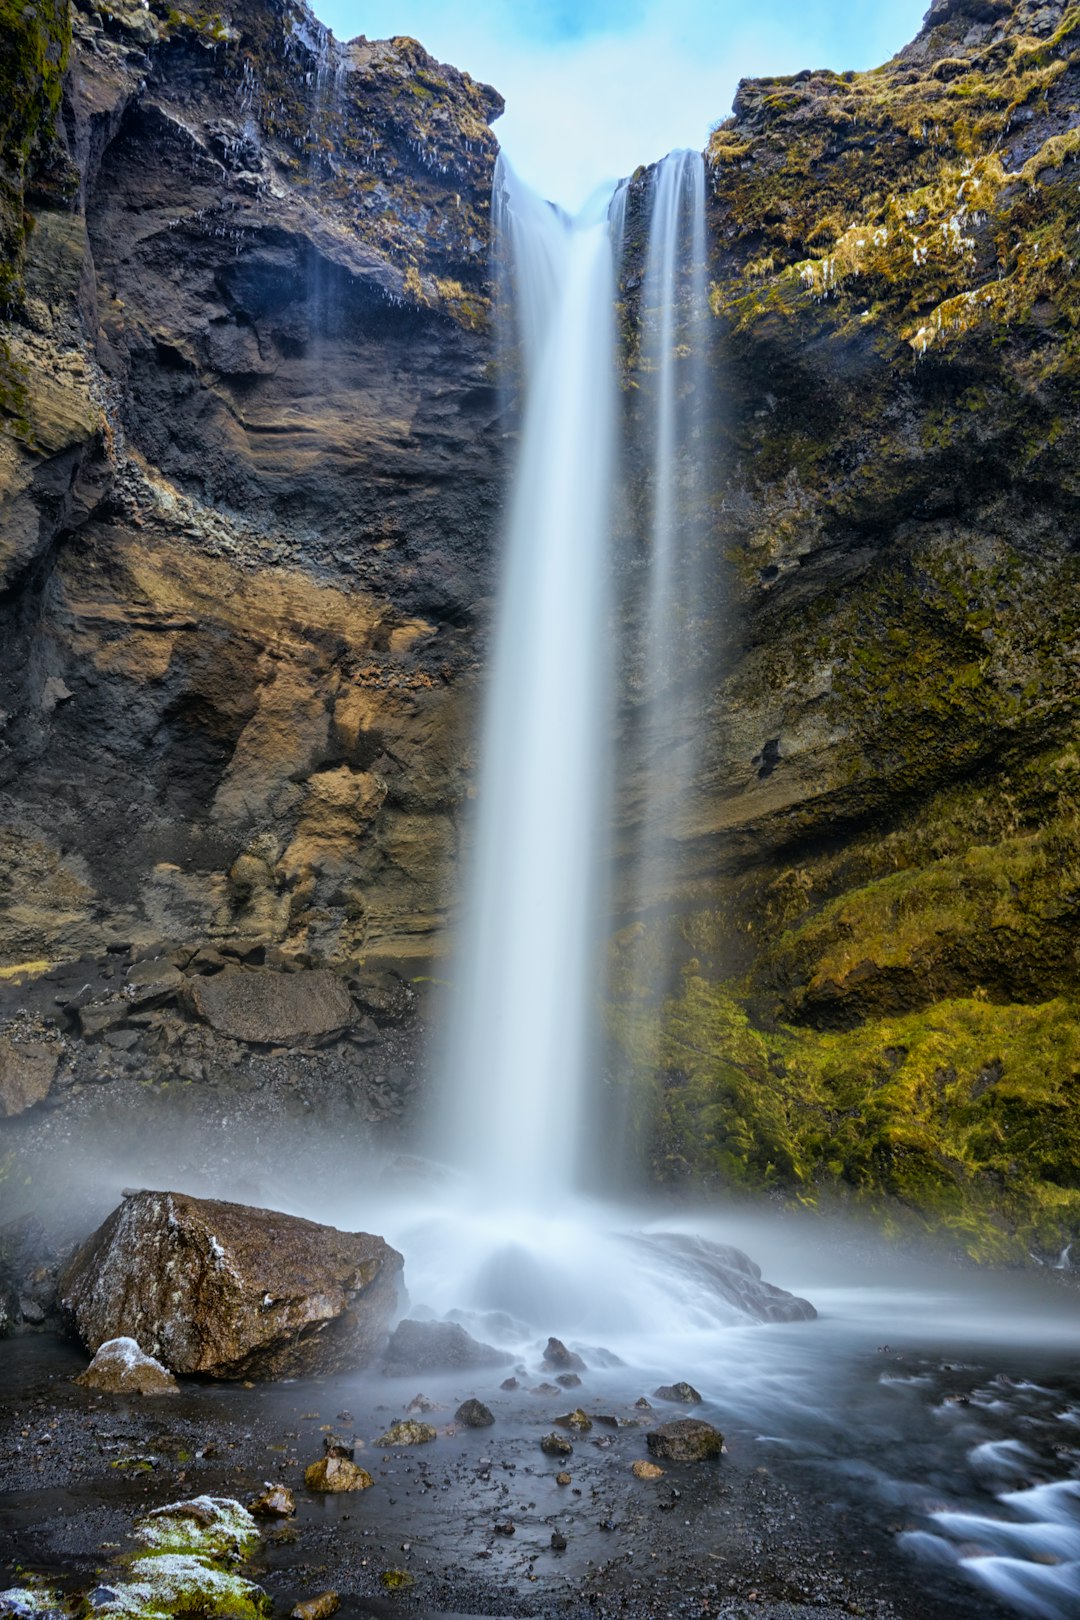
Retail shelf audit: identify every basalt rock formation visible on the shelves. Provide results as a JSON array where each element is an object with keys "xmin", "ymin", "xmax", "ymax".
[{"xmin": 2, "ymin": 0, "xmax": 1079, "ymax": 1269}]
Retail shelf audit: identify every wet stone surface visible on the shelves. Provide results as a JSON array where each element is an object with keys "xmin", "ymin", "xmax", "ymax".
[{"xmin": 3, "ymin": 1334, "xmax": 1077, "ymax": 1619}]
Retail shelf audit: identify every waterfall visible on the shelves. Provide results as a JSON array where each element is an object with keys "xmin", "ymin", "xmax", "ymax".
[
  {"xmin": 634, "ymin": 149, "xmax": 709, "ymax": 920},
  {"xmin": 438, "ymin": 157, "xmax": 617, "ymax": 1206}
]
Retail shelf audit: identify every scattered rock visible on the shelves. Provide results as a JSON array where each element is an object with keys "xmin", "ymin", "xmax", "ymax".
[
  {"xmin": 645, "ymin": 1418, "xmax": 724, "ymax": 1463},
  {"xmin": 58, "ymin": 1191, "xmax": 403, "ymax": 1379},
  {"xmin": 0, "ymin": 1039, "xmax": 57, "ymax": 1117},
  {"xmin": 290, "ymin": 1593, "xmax": 339, "ymax": 1620},
  {"xmin": 555, "ymin": 1470, "xmax": 572, "ymax": 1486},
  {"xmin": 493, "ymin": 1519, "xmax": 515, "ymax": 1536},
  {"xmin": 382, "ymin": 1318, "xmax": 511, "ymax": 1373},
  {"xmin": 75, "ymin": 1338, "xmax": 178, "ymax": 1396},
  {"xmin": 550, "ymin": 1530, "xmax": 567, "ymax": 1550},
  {"xmin": 556, "ymin": 1372, "xmax": 582, "ymax": 1388},
  {"xmin": 405, "ymin": 1392, "xmax": 436, "ymax": 1413},
  {"xmin": 454, "ymin": 1398, "xmax": 494, "ymax": 1428},
  {"xmin": 500, "ymin": 1375, "xmax": 519, "ymax": 1391},
  {"xmin": 540, "ymin": 1432, "xmax": 573, "ymax": 1457},
  {"xmin": 542, "ymin": 1336, "xmax": 586, "ymax": 1371},
  {"xmin": 375, "ymin": 1420, "xmax": 437, "ymax": 1447},
  {"xmin": 634, "ymin": 1396, "xmax": 652, "ymax": 1409},
  {"xmin": 554, "ymin": 1408, "xmax": 592, "ymax": 1431},
  {"xmin": 530, "ymin": 1382, "xmax": 561, "ymax": 1396},
  {"xmin": 631, "ymin": 1459, "xmax": 665, "ymax": 1480},
  {"xmin": 248, "ymin": 1484, "xmax": 295, "ymax": 1518},
  {"xmin": 653, "ymin": 1381, "xmax": 702, "ymax": 1404},
  {"xmin": 303, "ymin": 1456, "xmax": 373, "ymax": 1493},
  {"xmin": 186, "ymin": 967, "xmax": 355, "ymax": 1046}
]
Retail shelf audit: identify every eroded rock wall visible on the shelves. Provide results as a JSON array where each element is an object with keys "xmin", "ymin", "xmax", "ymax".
[{"xmin": 611, "ymin": 0, "xmax": 1080, "ymax": 1261}]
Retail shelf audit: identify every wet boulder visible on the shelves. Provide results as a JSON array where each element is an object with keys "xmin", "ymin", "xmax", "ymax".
[
  {"xmin": 75, "ymin": 1337, "xmax": 179, "ymax": 1395},
  {"xmin": 454, "ymin": 1398, "xmax": 495, "ymax": 1427},
  {"xmin": 382, "ymin": 1317, "xmax": 511, "ymax": 1372},
  {"xmin": 645, "ymin": 1418, "xmax": 724, "ymax": 1463},
  {"xmin": 630, "ymin": 1232, "xmax": 816, "ymax": 1324},
  {"xmin": 653, "ymin": 1381, "xmax": 702, "ymax": 1404},
  {"xmin": 58, "ymin": 1191, "xmax": 403, "ymax": 1379}
]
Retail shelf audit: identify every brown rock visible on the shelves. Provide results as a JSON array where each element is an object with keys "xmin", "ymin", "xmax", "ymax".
[
  {"xmin": 645, "ymin": 1419, "xmax": 724, "ymax": 1463},
  {"xmin": 555, "ymin": 1470, "xmax": 572, "ymax": 1485},
  {"xmin": 304, "ymin": 1456, "xmax": 372, "ymax": 1493},
  {"xmin": 375, "ymin": 1420, "xmax": 436, "ymax": 1446},
  {"xmin": 631, "ymin": 1459, "xmax": 665, "ymax": 1481},
  {"xmin": 74, "ymin": 1336, "xmax": 178, "ymax": 1395},
  {"xmin": 58, "ymin": 1191, "xmax": 403, "ymax": 1379},
  {"xmin": 291, "ymin": 1594, "xmax": 340, "ymax": 1620},
  {"xmin": 540, "ymin": 1432, "xmax": 573, "ymax": 1457},
  {"xmin": 0, "ymin": 1038, "xmax": 58, "ymax": 1116},
  {"xmin": 553, "ymin": 1408, "xmax": 592, "ymax": 1431},
  {"xmin": 185, "ymin": 967, "xmax": 354, "ymax": 1045},
  {"xmin": 249, "ymin": 1483, "xmax": 296, "ymax": 1518}
]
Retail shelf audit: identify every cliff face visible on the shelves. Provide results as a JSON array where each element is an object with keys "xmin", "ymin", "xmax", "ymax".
[
  {"xmin": 0, "ymin": 0, "xmax": 501, "ymax": 991},
  {"xmin": 612, "ymin": 0, "xmax": 1080, "ymax": 1261}
]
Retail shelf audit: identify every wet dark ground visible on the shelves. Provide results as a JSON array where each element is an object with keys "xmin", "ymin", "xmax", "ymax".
[{"xmin": 3, "ymin": 1331, "xmax": 1079, "ymax": 1620}]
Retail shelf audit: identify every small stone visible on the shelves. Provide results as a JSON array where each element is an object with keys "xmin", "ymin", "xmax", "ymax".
[
  {"xmin": 304, "ymin": 1455, "xmax": 373, "ymax": 1492},
  {"xmin": 631, "ymin": 1459, "xmax": 665, "ymax": 1480},
  {"xmin": 634, "ymin": 1396, "xmax": 652, "ymax": 1409},
  {"xmin": 405, "ymin": 1392, "xmax": 436, "ymax": 1413},
  {"xmin": 555, "ymin": 1372, "xmax": 581, "ymax": 1388},
  {"xmin": 645, "ymin": 1418, "xmax": 724, "ymax": 1463},
  {"xmin": 542, "ymin": 1336, "xmax": 586, "ymax": 1371},
  {"xmin": 530, "ymin": 1382, "xmax": 561, "ymax": 1396},
  {"xmin": 75, "ymin": 1338, "xmax": 178, "ymax": 1396},
  {"xmin": 555, "ymin": 1471, "xmax": 572, "ymax": 1486},
  {"xmin": 249, "ymin": 1483, "xmax": 296, "ymax": 1517},
  {"xmin": 493, "ymin": 1519, "xmax": 515, "ymax": 1536},
  {"xmin": 500, "ymin": 1376, "xmax": 519, "ymax": 1391},
  {"xmin": 550, "ymin": 1530, "xmax": 567, "ymax": 1550},
  {"xmin": 540, "ymin": 1432, "xmax": 573, "ymax": 1457},
  {"xmin": 553, "ymin": 1408, "xmax": 592, "ymax": 1431},
  {"xmin": 290, "ymin": 1593, "xmax": 339, "ymax": 1620},
  {"xmin": 375, "ymin": 1420, "xmax": 436, "ymax": 1447},
  {"xmin": 653, "ymin": 1381, "xmax": 702, "ymax": 1404},
  {"xmin": 454, "ymin": 1398, "xmax": 494, "ymax": 1428}
]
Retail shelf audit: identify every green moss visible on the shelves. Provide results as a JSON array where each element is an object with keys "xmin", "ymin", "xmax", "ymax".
[
  {"xmin": 0, "ymin": 0, "xmax": 70, "ymax": 305},
  {"xmin": 609, "ymin": 973, "xmax": 1080, "ymax": 1263}
]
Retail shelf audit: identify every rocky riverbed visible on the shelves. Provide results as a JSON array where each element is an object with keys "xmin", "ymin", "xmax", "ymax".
[{"xmin": 2, "ymin": 1311, "xmax": 1079, "ymax": 1620}]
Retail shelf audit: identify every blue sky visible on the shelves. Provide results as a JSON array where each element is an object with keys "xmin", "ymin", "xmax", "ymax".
[{"xmin": 314, "ymin": 1, "xmax": 929, "ymax": 210}]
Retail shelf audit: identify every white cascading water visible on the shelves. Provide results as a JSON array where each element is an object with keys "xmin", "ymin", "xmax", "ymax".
[
  {"xmin": 436, "ymin": 155, "xmax": 617, "ymax": 1205},
  {"xmin": 629, "ymin": 150, "xmax": 709, "ymax": 926}
]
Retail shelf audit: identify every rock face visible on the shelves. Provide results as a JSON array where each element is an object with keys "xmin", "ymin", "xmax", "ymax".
[
  {"xmin": 0, "ymin": 1038, "xmax": 57, "ymax": 1116},
  {"xmin": 607, "ymin": 0, "xmax": 1080, "ymax": 1263},
  {"xmin": 58, "ymin": 1191, "xmax": 403, "ymax": 1378},
  {"xmin": 185, "ymin": 967, "xmax": 354, "ymax": 1045},
  {"xmin": 75, "ymin": 1336, "xmax": 179, "ymax": 1395},
  {"xmin": 0, "ymin": 0, "xmax": 502, "ymax": 983}
]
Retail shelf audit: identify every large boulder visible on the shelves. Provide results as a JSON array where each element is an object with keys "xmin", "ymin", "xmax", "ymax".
[
  {"xmin": 0, "ymin": 1038, "xmax": 58, "ymax": 1117},
  {"xmin": 185, "ymin": 968, "xmax": 354, "ymax": 1046},
  {"xmin": 628, "ymin": 1233, "xmax": 816, "ymax": 1325},
  {"xmin": 58, "ymin": 1192, "xmax": 402, "ymax": 1379}
]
